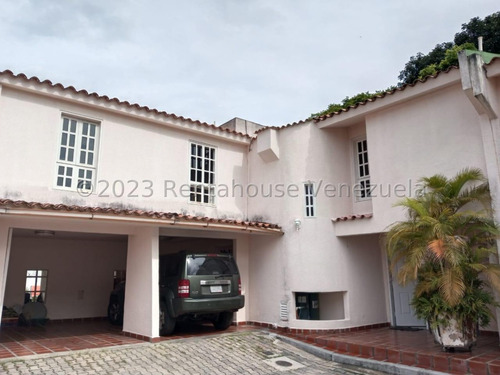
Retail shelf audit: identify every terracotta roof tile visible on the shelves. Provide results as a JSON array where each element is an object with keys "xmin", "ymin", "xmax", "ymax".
[
  {"xmin": 331, "ymin": 213, "xmax": 373, "ymax": 223},
  {"xmin": 0, "ymin": 199, "xmax": 281, "ymax": 232},
  {"xmin": 0, "ymin": 70, "xmax": 251, "ymax": 139},
  {"xmin": 253, "ymin": 119, "xmax": 310, "ymax": 136}
]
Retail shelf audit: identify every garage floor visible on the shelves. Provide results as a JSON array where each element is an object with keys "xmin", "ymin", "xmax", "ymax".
[
  {"xmin": 0, "ymin": 320, "xmax": 251, "ymax": 359},
  {"xmin": 3, "ymin": 320, "xmax": 500, "ymax": 374},
  {"xmin": 0, "ymin": 320, "xmax": 141, "ymax": 358}
]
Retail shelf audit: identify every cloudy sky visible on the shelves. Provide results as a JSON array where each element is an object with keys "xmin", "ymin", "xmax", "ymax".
[{"xmin": 0, "ymin": 1, "xmax": 498, "ymax": 126}]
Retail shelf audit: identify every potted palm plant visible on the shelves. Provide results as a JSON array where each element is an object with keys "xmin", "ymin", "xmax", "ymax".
[{"xmin": 386, "ymin": 168, "xmax": 500, "ymax": 351}]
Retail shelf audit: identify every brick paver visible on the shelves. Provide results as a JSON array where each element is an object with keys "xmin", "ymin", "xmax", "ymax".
[{"xmin": 0, "ymin": 330, "xmax": 386, "ymax": 374}]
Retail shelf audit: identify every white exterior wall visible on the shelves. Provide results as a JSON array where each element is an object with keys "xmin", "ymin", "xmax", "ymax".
[
  {"xmin": 368, "ymin": 85, "xmax": 487, "ymax": 230},
  {"xmin": 331, "ymin": 81, "xmax": 488, "ymax": 237},
  {"xmin": 247, "ymin": 123, "xmax": 388, "ymax": 329},
  {"xmin": 0, "ymin": 80, "xmax": 256, "ymax": 336},
  {"xmin": 2, "ymin": 60, "xmax": 498, "ymax": 334},
  {"xmin": 0, "ymin": 86, "xmax": 248, "ymax": 219}
]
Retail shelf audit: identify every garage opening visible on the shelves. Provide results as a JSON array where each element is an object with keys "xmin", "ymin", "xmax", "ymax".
[{"xmin": 2, "ymin": 228, "xmax": 128, "ymax": 325}]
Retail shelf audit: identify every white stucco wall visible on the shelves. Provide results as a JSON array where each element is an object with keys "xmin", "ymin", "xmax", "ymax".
[
  {"xmin": 368, "ymin": 84, "xmax": 487, "ymax": 231},
  {"xmin": 246, "ymin": 123, "xmax": 389, "ymax": 329},
  {"xmin": 332, "ymin": 82, "xmax": 487, "ymax": 236},
  {"xmin": 0, "ymin": 86, "xmax": 249, "ymax": 220},
  {"xmin": 2, "ymin": 63, "xmax": 496, "ymax": 334}
]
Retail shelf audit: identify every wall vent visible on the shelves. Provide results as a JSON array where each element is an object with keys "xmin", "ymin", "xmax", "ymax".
[{"xmin": 280, "ymin": 301, "xmax": 288, "ymax": 321}]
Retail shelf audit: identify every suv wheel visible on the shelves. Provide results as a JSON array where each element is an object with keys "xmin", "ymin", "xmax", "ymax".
[
  {"xmin": 107, "ymin": 301, "xmax": 123, "ymax": 325},
  {"xmin": 212, "ymin": 311, "xmax": 233, "ymax": 331},
  {"xmin": 159, "ymin": 302, "xmax": 176, "ymax": 336}
]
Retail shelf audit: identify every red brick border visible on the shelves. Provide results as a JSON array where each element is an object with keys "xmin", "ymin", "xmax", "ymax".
[
  {"xmin": 122, "ymin": 330, "xmax": 160, "ymax": 343},
  {"xmin": 241, "ymin": 321, "xmax": 390, "ymax": 334}
]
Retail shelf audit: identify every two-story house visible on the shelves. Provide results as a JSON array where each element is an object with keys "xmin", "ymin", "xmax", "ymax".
[{"xmin": 1, "ymin": 50, "xmax": 499, "ymax": 341}]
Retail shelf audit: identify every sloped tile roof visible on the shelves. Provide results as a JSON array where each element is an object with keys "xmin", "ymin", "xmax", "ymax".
[
  {"xmin": 253, "ymin": 119, "xmax": 310, "ymax": 135},
  {"xmin": 0, "ymin": 199, "xmax": 282, "ymax": 232},
  {"xmin": 0, "ymin": 70, "xmax": 251, "ymax": 139}
]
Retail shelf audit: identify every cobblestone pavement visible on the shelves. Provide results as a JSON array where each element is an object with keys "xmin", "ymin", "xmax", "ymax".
[{"xmin": 0, "ymin": 330, "xmax": 388, "ymax": 375}]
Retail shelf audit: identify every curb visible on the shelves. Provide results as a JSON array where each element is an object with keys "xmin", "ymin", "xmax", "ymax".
[{"xmin": 274, "ymin": 333, "xmax": 449, "ymax": 375}]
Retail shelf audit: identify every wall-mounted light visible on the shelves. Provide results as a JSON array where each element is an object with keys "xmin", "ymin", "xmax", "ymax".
[
  {"xmin": 294, "ymin": 219, "xmax": 301, "ymax": 231},
  {"xmin": 34, "ymin": 230, "xmax": 55, "ymax": 237}
]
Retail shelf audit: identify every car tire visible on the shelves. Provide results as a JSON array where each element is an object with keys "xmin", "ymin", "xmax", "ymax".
[
  {"xmin": 159, "ymin": 301, "xmax": 176, "ymax": 336},
  {"xmin": 213, "ymin": 311, "xmax": 233, "ymax": 330},
  {"xmin": 107, "ymin": 300, "xmax": 123, "ymax": 325}
]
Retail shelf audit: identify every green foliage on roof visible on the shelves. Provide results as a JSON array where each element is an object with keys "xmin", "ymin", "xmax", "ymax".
[
  {"xmin": 417, "ymin": 43, "xmax": 476, "ymax": 80},
  {"xmin": 309, "ymin": 87, "xmax": 396, "ymax": 119},
  {"xmin": 310, "ymin": 11, "xmax": 500, "ymax": 120}
]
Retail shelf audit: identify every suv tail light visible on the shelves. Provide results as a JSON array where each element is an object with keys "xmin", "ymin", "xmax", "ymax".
[
  {"xmin": 178, "ymin": 279, "xmax": 190, "ymax": 298},
  {"xmin": 238, "ymin": 278, "xmax": 242, "ymax": 295}
]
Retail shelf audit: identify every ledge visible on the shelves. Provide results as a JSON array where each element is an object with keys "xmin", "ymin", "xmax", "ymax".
[{"xmin": 331, "ymin": 213, "xmax": 373, "ymax": 223}]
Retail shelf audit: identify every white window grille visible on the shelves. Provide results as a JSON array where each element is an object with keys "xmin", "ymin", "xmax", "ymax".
[
  {"xmin": 304, "ymin": 183, "xmax": 316, "ymax": 217},
  {"xmin": 189, "ymin": 142, "xmax": 216, "ymax": 204},
  {"xmin": 355, "ymin": 138, "xmax": 371, "ymax": 200},
  {"xmin": 56, "ymin": 117, "xmax": 99, "ymax": 192}
]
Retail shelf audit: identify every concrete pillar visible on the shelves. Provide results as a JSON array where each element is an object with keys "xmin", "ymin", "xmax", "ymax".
[
  {"xmin": 0, "ymin": 222, "xmax": 12, "ymax": 322},
  {"xmin": 234, "ymin": 235, "xmax": 249, "ymax": 323},
  {"xmin": 477, "ymin": 115, "xmax": 500, "ymax": 334},
  {"xmin": 458, "ymin": 51, "xmax": 500, "ymax": 336},
  {"xmin": 123, "ymin": 226, "xmax": 159, "ymax": 339}
]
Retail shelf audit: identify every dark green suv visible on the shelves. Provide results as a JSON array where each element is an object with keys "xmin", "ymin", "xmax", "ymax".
[
  {"xmin": 159, "ymin": 252, "xmax": 244, "ymax": 335},
  {"xmin": 108, "ymin": 251, "xmax": 245, "ymax": 335}
]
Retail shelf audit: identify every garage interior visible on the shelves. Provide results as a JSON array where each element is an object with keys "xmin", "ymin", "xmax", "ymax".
[{"xmin": 3, "ymin": 230, "xmax": 235, "ymax": 323}]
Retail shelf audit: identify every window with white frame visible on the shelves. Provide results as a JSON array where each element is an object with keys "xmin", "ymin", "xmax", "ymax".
[
  {"xmin": 189, "ymin": 142, "xmax": 216, "ymax": 204},
  {"xmin": 355, "ymin": 138, "xmax": 371, "ymax": 199},
  {"xmin": 25, "ymin": 269, "xmax": 48, "ymax": 303},
  {"xmin": 304, "ymin": 183, "xmax": 316, "ymax": 217},
  {"xmin": 56, "ymin": 117, "xmax": 99, "ymax": 192}
]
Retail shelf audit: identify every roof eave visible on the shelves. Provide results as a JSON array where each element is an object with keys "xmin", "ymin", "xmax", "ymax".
[
  {"xmin": 0, "ymin": 71, "xmax": 252, "ymax": 145},
  {"xmin": 316, "ymin": 68, "xmax": 462, "ymax": 129},
  {"xmin": 0, "ymin": 200, "xmax": 283, "ymax": 235}
]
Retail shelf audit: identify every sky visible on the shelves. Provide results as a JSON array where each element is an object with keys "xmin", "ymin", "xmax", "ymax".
[{"xmin": 0, "ymin": 1, "xmax": 498, "ymax": 127}]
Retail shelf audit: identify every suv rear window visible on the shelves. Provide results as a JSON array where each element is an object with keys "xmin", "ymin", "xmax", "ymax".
[{"xmin": 186, "ymin": 256, "xmax": 238, "ymax": 276}]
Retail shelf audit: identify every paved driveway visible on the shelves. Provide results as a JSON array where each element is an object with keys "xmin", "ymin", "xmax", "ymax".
[{"xmin": 0, "ymin": 330, "xmax": 387, "ymax": 375}]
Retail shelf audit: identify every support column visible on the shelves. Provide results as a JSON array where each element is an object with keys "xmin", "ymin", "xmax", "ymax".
[
  {"xmin": 478, "ymin": 115, "xmax": 500, "ymax": 335},
  {"xmin": 234, "ymin": 235, "xmax": 249, "ymax": 324},
  {"xmin": 123, "ymin": 226, "xmax": 159, "ymax": 340},
  {"xmin": 0, "ymin": 222, "xmax": 12, "ymax": 322},
  {"xmin": 458, "ymin": 50, "xmax": 500, "ymax": 336}
]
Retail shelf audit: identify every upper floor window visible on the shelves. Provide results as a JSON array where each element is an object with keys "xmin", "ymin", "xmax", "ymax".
[
  {"xmin": 189, "ymin": 142, "xmax": 216, "ymax": 204},
  {"xmin": 55, "ymin": 117, "xmax": 99, "ymax": 193},
  {"xmin": 355, "ymin": 138, "xmax": 370, "ymax": 200},
  {"xmin": 304, "ymin": 183, "xmax": 316, "ymax": 217}
]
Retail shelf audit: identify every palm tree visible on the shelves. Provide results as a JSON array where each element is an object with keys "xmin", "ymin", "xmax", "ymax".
[{"xmin": 386, "ymin": 168, "xmax": 500, "ymax": 348}]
